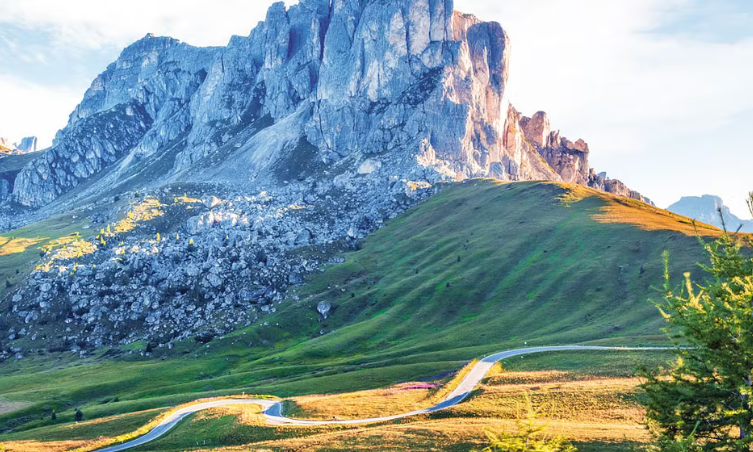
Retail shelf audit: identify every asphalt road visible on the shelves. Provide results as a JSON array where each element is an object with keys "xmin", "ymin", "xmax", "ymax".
[{"xmin": 96, "ymin": 345, "xmax": 666, "ymax": 451}]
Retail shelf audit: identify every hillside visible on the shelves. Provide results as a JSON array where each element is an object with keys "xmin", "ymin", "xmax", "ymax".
[{"xmin": 0, "ymin": 180, "xmax": 714, "ymax": 443}]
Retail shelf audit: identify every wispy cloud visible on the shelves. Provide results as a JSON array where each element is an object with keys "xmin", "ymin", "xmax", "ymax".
[{"xmin": 0, "ymin": 0, "xmax": 288, "ymax": 49}]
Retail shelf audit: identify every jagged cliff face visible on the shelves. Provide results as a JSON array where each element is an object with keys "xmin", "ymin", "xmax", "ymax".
[{"xmin": 9, "ymin": 0, "xmax": 645, "ymax": 210}]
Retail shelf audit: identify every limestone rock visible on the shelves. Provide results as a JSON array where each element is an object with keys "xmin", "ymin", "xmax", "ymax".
[{"xmin": 317, "ymin": 301, "xmax": 331, "ymax": 319}]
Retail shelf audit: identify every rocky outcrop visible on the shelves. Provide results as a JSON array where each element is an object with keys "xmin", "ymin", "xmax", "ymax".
[
  {"xmin": 518, "ymin": 110, "xmax": 650, "ymax": 203},
  {"xmin": 12, "ymin": 35, "xmax": 217, "ymax": 207},
  {"xmin": 16, "ymin": 137, "xmax": 37, "ymax": 153},
  {"xmin": 9, "ymin": 0, "xmax": 646, "ymax": 210}
]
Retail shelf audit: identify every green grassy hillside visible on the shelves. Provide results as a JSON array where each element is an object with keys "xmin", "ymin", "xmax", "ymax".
[{"xmin": 0, "ymin": 180, "xmax": 716, "ymax": 441}]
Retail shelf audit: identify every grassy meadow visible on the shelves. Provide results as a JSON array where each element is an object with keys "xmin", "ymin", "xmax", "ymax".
[{"xmin": 0, "ymin": 180, "xmax": 721, "ymax": 450}]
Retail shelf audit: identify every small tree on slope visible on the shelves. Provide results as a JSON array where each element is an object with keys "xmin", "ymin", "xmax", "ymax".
[{"xmin": 641, "ymin": 193, "xmax": 753, "ymax": 451}]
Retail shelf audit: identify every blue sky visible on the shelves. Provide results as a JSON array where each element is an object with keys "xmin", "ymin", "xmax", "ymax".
[{"xmin": 0, "ymin": 0, "xmax": 751, "ymax": 217}]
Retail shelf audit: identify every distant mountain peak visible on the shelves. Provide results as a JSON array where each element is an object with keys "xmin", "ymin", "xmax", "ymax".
[{"xmin": 668, "ymin": 195, "xmax": 753, "ymax": 232}]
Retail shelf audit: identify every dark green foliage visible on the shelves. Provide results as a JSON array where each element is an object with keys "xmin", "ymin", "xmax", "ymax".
[{"xmin": 640, "ymin": 200, "xmax": 753, "ymax": 450}]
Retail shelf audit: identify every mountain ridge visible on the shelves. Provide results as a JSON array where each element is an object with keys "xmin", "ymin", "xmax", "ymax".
[{"xmin": 3, "ymin": 0, "xmax": 646, "ymax": 213}]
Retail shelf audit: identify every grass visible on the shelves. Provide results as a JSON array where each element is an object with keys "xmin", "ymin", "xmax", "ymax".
[
  {"xmin": 0, "ymin": 180, "xmax": 713, "ymax": 449},
  {"xmin": 0, "ymin": 213, "xmax": 90, "ymax": 297},
  {"xmin": 9, "ymin": 349, "xmax": 665, "ymax": 452}
]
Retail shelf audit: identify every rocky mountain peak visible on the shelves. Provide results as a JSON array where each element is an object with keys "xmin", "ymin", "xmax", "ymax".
[{"xmin": 6, "ymin": 0, "xmax": 648, "ymax": 211}]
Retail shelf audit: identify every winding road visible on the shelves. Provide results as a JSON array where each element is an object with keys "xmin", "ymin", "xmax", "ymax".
[{"xmin": 96, "ymin": 345, "xmax": 666, "ymax": 451}]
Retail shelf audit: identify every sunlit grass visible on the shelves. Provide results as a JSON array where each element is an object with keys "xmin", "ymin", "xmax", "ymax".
[
  {"xmin": 110, "ymin": 197, "xmax": 165, "ymax": 235},
  {"xmin": 0, "ymin": 237, "xmax": 45, "ymax": 256},
  {"xmin": 36, "ymin": 239, "xmax": 99, "ymax": 272}
]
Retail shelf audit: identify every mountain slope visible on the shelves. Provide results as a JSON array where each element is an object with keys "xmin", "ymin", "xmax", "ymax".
[
  {"xmin": 256, "ymin": 180, "xmax": 712, "ymax": 362},
  {"xmin": 0, "ymin": 181, "xmax": 713, "ymax": 435},
  {"xmin": 667, "ymin": 195, "xmax": 753, "ymax": 233}
]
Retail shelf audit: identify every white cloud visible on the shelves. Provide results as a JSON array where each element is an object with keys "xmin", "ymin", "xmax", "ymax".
[
  {"xmin": 0, "ymin": 75, "xmax": 80, "ymax": 148},
  {"xmin": 0, "ymin": 0, "xmax": 296, "ymax": 49}
]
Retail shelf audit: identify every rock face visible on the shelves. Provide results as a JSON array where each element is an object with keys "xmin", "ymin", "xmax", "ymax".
[
  {"xmin": 16, "ymin": 137, "xmax": 38, "ymax": 153},
  {"xmin": 667, "ymin": 195, "xmax": 753, "ymax": 232},
  {"xmin": 9, "ymin": 0, "xmax": 645, "ymax": 209},
  {"xmin": 517, "ymin": 110, "xmax": 649, "ymax": 202}
]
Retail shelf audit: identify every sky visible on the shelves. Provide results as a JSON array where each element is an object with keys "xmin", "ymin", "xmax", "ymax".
[{"xmin": 0, "ymin": 0, "xmax": 751, "ymax": 217}]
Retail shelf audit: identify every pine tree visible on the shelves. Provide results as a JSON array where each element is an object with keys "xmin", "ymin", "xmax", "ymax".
[{"xmin": 640, "ymin": 193, "xmax": 753, "ymax": 451}]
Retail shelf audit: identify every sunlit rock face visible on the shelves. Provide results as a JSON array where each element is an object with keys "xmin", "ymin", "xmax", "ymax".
[{"xmin": 11, "ymin": 0, "xmax": 647, "ymax": 208}]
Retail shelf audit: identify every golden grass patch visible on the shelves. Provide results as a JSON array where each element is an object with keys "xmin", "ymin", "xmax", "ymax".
[
  {"xmin": 111, "ymin": 197, "xmax": 165, "ymax": 235},
  {"xmin": 195, "ymin": 404, "xmax": 266, "ymax": 425},
  {"xmin": 0, "ymin": 439, "xmax": 90, "ymax": 452},
  {"xmin": 454, "ymin": 374, "xmax": 645, "ymax": 425},
  {"xmin": 288, "ymin": 383, "xmax": 435, "ymax": 420},
  {"xmin": 36, "ymin": 240, "xmax": 99, "ymax": 272},
  {"xmin": 592, "ymin": 197, "xmax": 723, "ymax": 237},
  {"xmin": 0, "ymin": 237, "xmax": 45, "ymax": 256},
  {"xmin": 543, "ymin": 180, "xmax": 726, "ymax": 237}
]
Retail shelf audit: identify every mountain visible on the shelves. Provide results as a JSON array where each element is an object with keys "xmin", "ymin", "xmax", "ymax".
[
  {"xmin": 667, "ymin": 195, "xmax": 753, "ymax": 233},
  {"xmin": 15, "ymin": 137, "xmax": 38, "ymax": 153},
  {"xmin": 4, "ymin": 0, "xmax": 646, "ymax": 211},
  {"xmin": 0, "ymin": 0, "xmax": 653, "ymax": 356}
]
